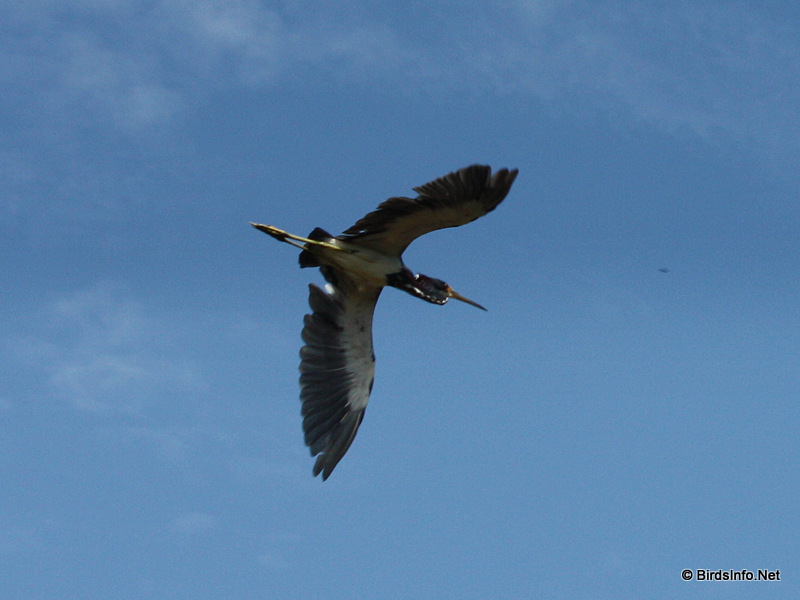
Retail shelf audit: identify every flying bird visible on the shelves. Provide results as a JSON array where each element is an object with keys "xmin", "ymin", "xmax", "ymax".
[{"xmin": 251, "ymin": 164, "xmax": 518, "ymax": 479}]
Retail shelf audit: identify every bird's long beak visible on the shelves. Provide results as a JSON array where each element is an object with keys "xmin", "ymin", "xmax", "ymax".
[{"xmin": 446, "ymin": 286, "xmax": 487, "ymax": 311}]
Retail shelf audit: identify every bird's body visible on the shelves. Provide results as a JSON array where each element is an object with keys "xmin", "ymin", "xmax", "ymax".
[
  {"xmin": 252, "ymin": 165, "xmax": 518, "ymax": 479},
  {"xmin": 304, "ymin": 231, "xmax": 405, "ymax": 289}
]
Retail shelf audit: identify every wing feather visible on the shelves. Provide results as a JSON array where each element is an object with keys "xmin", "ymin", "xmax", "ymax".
[
  {"xmin": 299, "ymin": 280, "xmax": 381, "ymax": 479},
  {"xmin": 339, "ymin": 165, "xmax": 518, "ymax": 254}
]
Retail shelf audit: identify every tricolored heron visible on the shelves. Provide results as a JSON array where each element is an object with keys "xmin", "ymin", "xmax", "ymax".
[{"xmin": 251, "ymin": 165, "xmax": 518, "ymax": 479}]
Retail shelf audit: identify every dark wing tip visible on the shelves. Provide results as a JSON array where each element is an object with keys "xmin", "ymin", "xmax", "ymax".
[
  {"xmin": 483, "ymin": 166, "xmax": 518, "ymax": 215},
  {"xmin": 412, "ymin": 164, "xmax": 518, "ymax": 216},
  {"xmin": 339, "ymin": 164, "xmax": 518, "ymax": 256},
  {"xmin": 311, "ymin": 411, "xmax": 365, "ymax": 480}
]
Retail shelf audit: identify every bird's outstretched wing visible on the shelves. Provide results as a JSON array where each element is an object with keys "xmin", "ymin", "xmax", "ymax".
[
  {"xmin": 299, "ymin": 277, "xmax": 382, "ymax": 479},
  {"xmin": 339, "ymin": 165, "xmax": 518, "ymax": 255}
]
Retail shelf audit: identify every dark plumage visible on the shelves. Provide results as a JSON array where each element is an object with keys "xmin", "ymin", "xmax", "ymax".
[
  {"xmin": 340, "ymin": 166, "xmax": 518, "ymax": 254},
  {"xmin": 252, "ymin": 165, "xmax": 518, "ymax": 479}
]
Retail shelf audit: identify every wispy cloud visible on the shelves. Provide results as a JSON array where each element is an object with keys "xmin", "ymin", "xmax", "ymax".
[
  {"xmin": 5, "ymin": 2, "xmax": 798, "ymax": 176},
  {"xmin": 163, "ymin": 0, "xmax": 286, "ymax": 84},
  {"xmin": 0, "ymin": 1, "xmax": 435, "ymax": 137},
  {"xmin": 504, "ymin": 2, "xmax": 800, "ymax": 157},
  {"xmin": 4, "ymin": 281, "xmax": 204, "ymax": 414},
  {"xmin": 4, "ymin": 3, "xmax": 177, "ymax": 131},
  {"xmin": 2, "ymin": 279, "xmax": 298, "ymax": 477},
  {"xmin": 60, "ymin": 30, "xmax": 182, "ymax": 129}
]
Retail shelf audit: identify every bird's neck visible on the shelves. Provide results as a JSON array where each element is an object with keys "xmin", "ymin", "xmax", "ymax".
[{"xmin": 386, "ymin": 269, "xmax": 447, "ymax": 305}]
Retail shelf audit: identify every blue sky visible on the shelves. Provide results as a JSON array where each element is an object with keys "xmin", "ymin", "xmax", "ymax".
[{"xmin": 2, "ymin": 1, "xmax": 799, "ymax": 598}]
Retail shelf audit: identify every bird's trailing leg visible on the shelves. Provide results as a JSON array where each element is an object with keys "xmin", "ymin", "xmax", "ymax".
[{"xmin": 250, "ymin": 223, "xmax": 350, "ymax": 253}]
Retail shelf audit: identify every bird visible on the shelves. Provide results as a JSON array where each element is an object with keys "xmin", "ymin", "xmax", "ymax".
[{"xmin": 251, "ymin": 164, "xmax": 518, "ymax": 479}]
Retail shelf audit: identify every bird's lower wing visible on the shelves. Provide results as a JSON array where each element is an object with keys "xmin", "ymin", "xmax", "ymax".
[
  {"xmin": 299, "ymin": 280, "xmax": 382, "ymax": 480},
  {"xmin": 339, "ymin": 165, "xmax": 518, "ymax": 255}
]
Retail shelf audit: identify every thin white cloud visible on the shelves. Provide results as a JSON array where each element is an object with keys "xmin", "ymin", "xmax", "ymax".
[
  {"xmin": 5, "ymin": 1, "xmax": 416, "ymax": 131},
  {"xmin": 10, "ymin": 1, "xmax": 792, "ymax": 132},
  {"xmin": 508, "ymin": 2, "xmax": 800, "ymax": 151},
  {"xmin": 160, "ymin": 0, "xmax": 286, "ymax": 84},
  {"xmin": 5, "ymin": 281, "xmax": 204, "ymax": 414},
  {"xmin": 58, "ymin": 29, "xmax": 180, "ymax": 129},
  {"xmin": 5, "ymin": 1, "xmax": 798, "ymax": 173}
]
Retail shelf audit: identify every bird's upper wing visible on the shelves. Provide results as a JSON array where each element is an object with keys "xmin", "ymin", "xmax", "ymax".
[
  {"xmin": 299, "ymin": 276, "xmax": 381, "ymax": 480},
  {"xmin": 339, "ymin": 165, "xmax": 518, "ymax": 255}
]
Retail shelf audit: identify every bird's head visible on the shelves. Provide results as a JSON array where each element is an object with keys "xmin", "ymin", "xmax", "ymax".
[{"xmin": 389, "ymin": 270, "xmax": 486, "ymax": 310}]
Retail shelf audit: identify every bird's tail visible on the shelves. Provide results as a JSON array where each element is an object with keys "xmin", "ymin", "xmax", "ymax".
[
  {"xmin": 298, "ymin": 228, "xmax": 334, "ymax": 267},
  {"xmin": 251, "ymin": 223, "xmax": 345, "ymax": 268}
]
